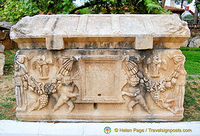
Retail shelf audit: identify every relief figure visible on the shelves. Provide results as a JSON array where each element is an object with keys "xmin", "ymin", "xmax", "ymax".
[
  {"xmin": 15, "ymin": 55, "xmax": 28, "ymax": 111},
  {"xmin": 52, "ymin": 57, "xmax": 79, "ymax": 112},
  {"xmin": 122, "ymin": 57, "xmax": 151, "ymax": 114},
  {"xmin": 32, "ymin": 55, "xmax": 53, "ymax": 80},
  {"xmin": 146, "ymin": 55, "xmax": 167, "ymax": 78},
  {"xmin": 53, "ymin": 76, "xmax": 79, "ymax": 112}
]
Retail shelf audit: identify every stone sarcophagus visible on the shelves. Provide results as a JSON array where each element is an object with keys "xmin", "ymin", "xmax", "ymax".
[{"xmin": 10, "ymin": 14, "xmax": 190, "ymax": 121}]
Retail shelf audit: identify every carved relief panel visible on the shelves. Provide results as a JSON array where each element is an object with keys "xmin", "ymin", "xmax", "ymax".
[
  {"xmin": 15, "ymin": 51, "xmax": 80, "ymax": 113},
  {"xmin": 121, "ymin": 50, "xmax": 186, "ymax": 116},
  {"xmin": 14, "ymin": 49, "xmax": 186, "ymax": 121}
]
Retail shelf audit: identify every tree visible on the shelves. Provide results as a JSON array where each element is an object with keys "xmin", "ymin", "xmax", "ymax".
[
  {"xmin": 162, "ymin": 0, "xmax": 166, "ymax": 7},
  {"xmin": 30, "ymin": 0, "xmax": 75, "ymax": 14},
  {"xmin": 193, "ymin": 0, "xmax": 200, "ymax": 24},
  {"xmin": 0, "ymin": 0, "xmax": 169, "ymax": 23},
  {"xmin": 0, "ymin": 0, "xmax": 40, "ymax": 23},
  {"xmin": 0, "ymin": 0, "xmax": 75, "ymax": 23},
  {"xmin": 70, "ymin": 0, "xmax": 168, "ymax": 14},
  {"xmin": 194, "ymin": 0, "xmax": 198, "ymax": 24}
]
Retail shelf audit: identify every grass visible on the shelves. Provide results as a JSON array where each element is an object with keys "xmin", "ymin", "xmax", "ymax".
[
  {"xmin": 3, "ymin": 49, "xmax": 17, "ymax": 75},
  {"xmin": 183, "ymin": 75, "xmax": 200, "ymax": 121},
  {"xmin": 0, "ymin": 75, "xmax": 16, "ymax": 120},
  {"xmin": 0, "ymin": 48, "xmax": 200, "ymax": 121},
  {"xmin": 180, "ymin": 47, "xmax": 200, "ymax": 75},
  {"xmin": 0, "ymin": 49, "xmax": 17, "ymax": 120},
  {"xmin": 186, "ymin": 75, "xmax": 195, "ymax": 80}
]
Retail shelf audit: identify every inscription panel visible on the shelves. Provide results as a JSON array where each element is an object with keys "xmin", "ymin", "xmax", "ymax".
[{"xmin": 80, "ymin": 57, "xmax": 124, "ymax": 103}]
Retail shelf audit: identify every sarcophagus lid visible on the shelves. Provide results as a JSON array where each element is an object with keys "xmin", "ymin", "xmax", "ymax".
[{"xmin": 11, "ymin": 14, "xmax": 190, "ymax": 50}]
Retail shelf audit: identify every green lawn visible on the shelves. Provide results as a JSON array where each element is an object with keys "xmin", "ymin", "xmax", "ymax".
[
  {"xmin": 180, "ymin": 47, "xmax": 200, "ymax": 121},
  {"xmin": 181, "ymin": 47, "xmax": 200, "ymax": 75}
]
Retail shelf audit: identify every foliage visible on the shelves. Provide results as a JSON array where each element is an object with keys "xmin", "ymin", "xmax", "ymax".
[
  {"xmin": 188, "ymin": 0, "xmax": 193, "ymax": 3},
  {"xmin": 0, "ymin": 0, "xmax": 169, "ymax": 23},
  {"xmin": 196, "ymin": 0, "xmax": 200, "ymax": 11},
  {"xmin": 0, "ymin": 0, "xmax": 75, "ymax": 23},
  {"xmin": 30, "ymin": 0, "xmax": 75, "ymax": 14},
  {"xmin": 144, "ymin": 0, "xmax": 164, "ymax": 13},
  {"xmin": 79, "ymin": 7, "xmax": 91, "ymax": 14},
  {"xmin": 184, "ymin": 14, "xmax": 194, "ymax": 19},
  {"xmin": 0, "ymin": 0, "xmax": 40, "ymax": 23},
  {"xmin": 70, "ymin": 0, "xmax": 169, "ymax": 14}
]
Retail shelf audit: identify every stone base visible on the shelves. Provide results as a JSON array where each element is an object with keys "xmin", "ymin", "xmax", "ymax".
[{"xmin": 16, "ymin": 109, "xmax": 183, "ymax": 121}]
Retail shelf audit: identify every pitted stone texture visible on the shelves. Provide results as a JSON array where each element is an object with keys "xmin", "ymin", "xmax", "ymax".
[{"xmin": 10, "ymin": 14, "xmax": 190, "ymax": 50}]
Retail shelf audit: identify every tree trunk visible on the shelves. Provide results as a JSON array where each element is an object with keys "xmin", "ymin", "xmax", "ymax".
[
  {"xmin": 194, "ymin": 2, "xmax": 198, "ymax": 24},
  {"xmin": 181, "ymin": 0, "xmax": 184, "ymax": 8},
  {"xmin": 162, "ymin": 0, "xmax": 166, "ymax": 8}
]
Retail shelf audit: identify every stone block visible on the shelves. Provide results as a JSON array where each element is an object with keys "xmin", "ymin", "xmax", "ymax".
[
  {"xmin": 0, "ymin": 44, "xmax": 5, "ymax": 76},
  {"xmin": 188, "ymin": 36, "xmax": 200, "ymax": 48},
  {"xmin": 10, "ymin": 14, "xmax": 190, "ymax": 121},
  {"xmin": 135, "ymin": 35, "xmax": 153, "ymax": 49},
  {"xmin": 0, "ymin": 21, "xmax": 13, "ymax": 30},
  {"xmin": 0, "ymin": 53, "xmax": 5, "ymax": 76},
  {"xmin": 0, "ymin": 43, "xmax": 5, "ymax": 53}
]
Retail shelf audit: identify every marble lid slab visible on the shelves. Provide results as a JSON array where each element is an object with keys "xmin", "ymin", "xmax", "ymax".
[{"xmin": 10, "ymin": 14, "xmax": 190, "ymax": 50}]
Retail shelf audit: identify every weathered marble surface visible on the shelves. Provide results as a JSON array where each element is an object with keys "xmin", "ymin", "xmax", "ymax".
[
  {"xmin": 10, "ymin": 14, "xmax": 190, "ymax": 50},
  {"xmin": 0, "ymin": 22, "xmax": 13, "ymax": 30},
  {"xmin": 10, "ymin": 14, "xmax": 190, "ymax": 121},
  {"xmin": 0, "ymin": 44, "xmax": 5, "ymax": 76}
]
